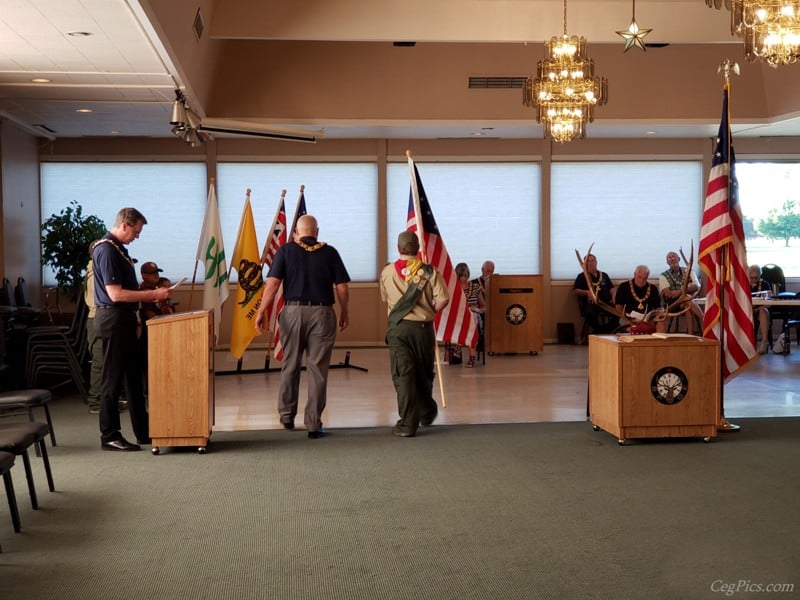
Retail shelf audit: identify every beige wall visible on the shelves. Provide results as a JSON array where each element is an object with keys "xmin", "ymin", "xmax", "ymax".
[{"xmin": 1, "ymin": 129, "xmax": 798, "ymax": 347}]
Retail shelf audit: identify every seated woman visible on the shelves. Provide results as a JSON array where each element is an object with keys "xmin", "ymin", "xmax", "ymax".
[
  {"xmin": 455, "ymin": 262, "xmax": 485, "ymax": 368},
  {"xmin": 749, "ymin": 265, "xmax": 771, "ymax": 354}
]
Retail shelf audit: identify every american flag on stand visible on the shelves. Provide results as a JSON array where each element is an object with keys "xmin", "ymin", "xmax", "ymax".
[
  {"xmin": 698, "ymin": 84, "xmax": 756, "ymax": 381},
  {"xmin": 261, "ymin": 193, "xmax": 287, "ymax": 358},
  {"xmin": 272, "ymin": 188, "xmax": 308, "ymax": 361},
  {"xmin": 407, "ymin": 155, "xmax": 479, "ymax": 348}
]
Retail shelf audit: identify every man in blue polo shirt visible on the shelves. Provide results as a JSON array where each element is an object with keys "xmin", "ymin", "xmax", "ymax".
[
  {"xmin": 255, "ymin": 214, "xmax": 350, "ymax": 439},
  {"xmin": 92, "ymin": 207, "xmax": 171, "ymax": 452}
]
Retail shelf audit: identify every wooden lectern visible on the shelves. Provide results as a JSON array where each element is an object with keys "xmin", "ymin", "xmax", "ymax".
[
  {"xmin": 485, "ymin": 275, "xmax": 543, "ymax": 354},
  {"xmin": 588, "ymin": 335, "xmax": 720, "ymax": 444},
  {"xmin": 147, "ymin": 309, "xmax": 214, "ymax": 454}
]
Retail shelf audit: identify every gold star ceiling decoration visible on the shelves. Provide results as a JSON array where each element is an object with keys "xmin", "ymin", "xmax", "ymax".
[{"xmin": 616, "ymin": 0, "xmax": 653, "ymax": 52}]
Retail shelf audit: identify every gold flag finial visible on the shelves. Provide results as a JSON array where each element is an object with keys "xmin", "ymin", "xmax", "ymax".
[{"xmin": 717, "ymin": 59, "xmax": 740, "ymax": 84}]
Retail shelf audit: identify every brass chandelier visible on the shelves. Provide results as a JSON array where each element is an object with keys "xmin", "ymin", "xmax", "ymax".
[
  {"xmin": 707, "ymin": 0, "xmax": 800, "ymax": 66},
  {"xmin": 523, "ymin": 0, "xmax": 608, "ymax": 143}
]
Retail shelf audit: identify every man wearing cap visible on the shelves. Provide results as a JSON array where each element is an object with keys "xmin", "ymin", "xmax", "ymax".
[
  {"xmin": 92, "ymin": 208, "xmax": 171, "ymax": 452},
  {"xmin": 138, "ymin": 261, "xmax": 165, "ymax": 393},
  {"xmin": 254, "ymin": 214, "xmax": 350, "ymax": 439},
  {"xmin": 379, "ymin": 231, "xmax": 449, "ymax": 437}
]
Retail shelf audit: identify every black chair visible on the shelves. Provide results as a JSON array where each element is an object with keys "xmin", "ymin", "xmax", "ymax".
[
  {"xmin": 0, "ymin": 277, "xmax": 39, "ymax": 327},
  {"xmin": 0, "ymin": 450, "xmax": 21, "ymax": 548},
  {"xmin": 13, "ymin": 278, "xmax": 41, "ymax": 322},
  {"xmin": 760, "ymin": 264, "xmax": 788, "ymax": 294},
  {"xmin": 23, "ymin": 291, "xmax": 89, "ymax": 398},
  {"xmin": 0, "ymin": 451, "xmax": 22, "ymax": 541},
  {"xmin": 0, "ymin": 421, "xmax": 55, "ymax": 510},
  {"xmin": 0, "ymin": 389, "xmax": 56, "ymax": 448},
  {"xmin": 760, "ymin": 264, "xmax": 800, "ymax": 346}
]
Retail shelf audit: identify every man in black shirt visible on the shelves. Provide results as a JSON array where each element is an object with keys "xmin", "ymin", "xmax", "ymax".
[
  {"xmin": 255, "ymin": 215, "xmax": 350, "ymax": 439},
  {"xmin": 92, "ymin": 208, "xmax": 171, "ymax": 452}
]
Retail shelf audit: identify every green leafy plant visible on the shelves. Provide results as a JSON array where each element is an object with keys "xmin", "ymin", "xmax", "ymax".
[{"xmin": 41, "ymin": 200, "xmax": 107, "ymax": 301}]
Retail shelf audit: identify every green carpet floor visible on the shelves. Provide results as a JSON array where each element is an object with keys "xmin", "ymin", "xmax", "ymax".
[{"xmin": 1, "ymin": 395, "xmax": 798, "ymax": 600}]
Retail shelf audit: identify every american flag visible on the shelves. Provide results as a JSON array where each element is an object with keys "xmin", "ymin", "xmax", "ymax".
[
  {"xmin": 261, "ymin": 194, "xmax": 287, "ymax": 357},
  {"xmin": 698, "ymin": 84, "xmax": 756, "ymax": 381},
  {"xmin": 272, "ymin": 188, "xmax": 308, "ymax": 361},
  {"xmin": 407, "ymin": 155, "xmax": 479, "ymax": 348},
  {"xmin": 261, "ymin": 194, "xmax": 287, "ymax": 266}
]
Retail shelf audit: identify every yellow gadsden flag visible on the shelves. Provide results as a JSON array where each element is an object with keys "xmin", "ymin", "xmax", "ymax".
[{"xmin": 229, "ymin": 190, "xmax": 263, "ymax": 360}]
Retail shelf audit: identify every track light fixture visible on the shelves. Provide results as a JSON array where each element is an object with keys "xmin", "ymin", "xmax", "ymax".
[{"xmin": 169, "ymin": 89, "xmax": 211, "ymax": 147}]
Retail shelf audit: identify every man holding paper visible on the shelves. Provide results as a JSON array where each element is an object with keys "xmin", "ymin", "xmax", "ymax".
[{"xmin": 614, "ymin": 265, "xmax": 665, "ymax": 333}]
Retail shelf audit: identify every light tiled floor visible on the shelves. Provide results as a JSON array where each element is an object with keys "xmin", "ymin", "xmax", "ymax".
[{"xmin": 212, "ymin": 341, "xmax": 800, "ymax": 432}]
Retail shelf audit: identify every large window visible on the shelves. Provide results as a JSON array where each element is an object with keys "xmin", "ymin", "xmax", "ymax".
[
  {"xmin": 40, "ymin": 162, "xmax": 207, "ymax": 284},
  {"xmin": 386, "ymin": 162, "xmax": 541, "ymax": 275},
  {"xmin": 737, "ymin": 162, "xmax": 800, "ymax": 278},
  {"xmin": 217, "ymin": 163, "xmax": 378, "ymax": 281},
  {"xmin": 550, "ymin": 161, "xmax": 703, "ymax": 281}
]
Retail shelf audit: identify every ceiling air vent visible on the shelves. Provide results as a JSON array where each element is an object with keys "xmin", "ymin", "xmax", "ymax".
[{"xmin": 469, "ymin": 77, "xmax": 527, "ymax": 89}]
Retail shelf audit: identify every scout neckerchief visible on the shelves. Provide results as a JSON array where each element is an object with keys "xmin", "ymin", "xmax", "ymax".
[{"xmin": 388, "ymin": 259, "xmax": 434, "ymax": 330}]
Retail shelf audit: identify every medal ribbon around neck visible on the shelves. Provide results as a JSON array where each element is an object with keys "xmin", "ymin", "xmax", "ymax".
[
  {"xmin": 629, "ymin": 280, "xmax": 651, "ymax": 311},
  {"xmin": 590, "ymin": 272, "xmax": 603, "ymax": 296},
  {"xmin": 296, "ymin": 239, "xmax": 326, "ymax": 252}
]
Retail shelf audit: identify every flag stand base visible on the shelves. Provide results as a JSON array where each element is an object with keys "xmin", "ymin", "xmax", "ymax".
[
  {"xmin": 329, "ymin": 350, "xmax": 368, "ymax": 372},
  {"xmin": 717, "ymin": 417, "xmax": 741, "ymax": 432},
  {"xmin": 215, "ymin": 351, "xmax": 368, "ymax": 375}
]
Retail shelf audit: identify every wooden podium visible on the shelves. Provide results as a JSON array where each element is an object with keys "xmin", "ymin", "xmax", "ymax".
[
  {"xmin": 147, "ymin": 309, "xmax": 214, "ymax": 454},
  {"xmin": 588, "ymin": 335, "xmax": 720, "ymax": 444},
  {"xmin": 485, "ymin": 275, "xmax": 543, "ymax": 354}
]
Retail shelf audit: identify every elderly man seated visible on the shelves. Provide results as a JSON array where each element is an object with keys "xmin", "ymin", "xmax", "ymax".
[
  {"xmin": 615, "ymin": 265, "xmax": 665, "ymax": 333},
  {"xmin": 659, "ymin": 251, "xmax": 705, "ymax": 335}
]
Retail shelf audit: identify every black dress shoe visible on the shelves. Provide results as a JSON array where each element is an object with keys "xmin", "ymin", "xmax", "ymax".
[
  {"xmin": 281, "ymin": 420, "xmax": 295, "ymax": 430},
  {"xmin": 101, "ymin": 437, "xmax": 141, "ymax": 452},
  {"xmin": 308, "ymin": 429, "xmax": 330, "ymax": 439},
  {"xmin": 392, "ymin": 425, "xmax": 415, "ymax": 437},
  {"xmin": 420, "ymin": 410, "xmax": 438, "ymax": 427}
]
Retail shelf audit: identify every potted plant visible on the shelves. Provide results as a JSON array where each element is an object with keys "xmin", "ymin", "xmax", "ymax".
[{"xmin": 41, "ymin": 200, "xmax": 107, "ymax": 302}]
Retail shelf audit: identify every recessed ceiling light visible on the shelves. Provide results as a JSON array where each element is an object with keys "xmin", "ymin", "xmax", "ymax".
[
  {"xmin": 110, "ymin": 130, "xmax": 120, "ymax": 135},
  {"xmin": 646, "ymin": 130, "xmax": 656, "ymax": 135},
  {"xmin": 67, "ymin": 31, "xmax": 92, "ymax": 37},
  {"xmin": 75, "ymin": 108, "xmax": 93, "ymax": 113},
  {"xmin": 31, "ymin": 78, "xmax": 51, "ymax": 83}
]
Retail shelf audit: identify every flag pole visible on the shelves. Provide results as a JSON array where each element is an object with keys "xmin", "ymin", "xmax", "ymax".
[
  {"xmin": 717, "ymin": 62, "xmax": 740, "ymax": 433},
  {"xmin": 407, "ymin": 149, "xmax": 447, "ymax": 409},
  {"xmin": 260, "ymin": 188, "xmax": 287, "ymax": 371},
  {"xmin": 189, "ymin": 177, "xmax": 215, "ymax": 311}
]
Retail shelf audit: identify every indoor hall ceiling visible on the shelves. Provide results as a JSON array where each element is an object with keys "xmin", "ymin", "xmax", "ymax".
[{"xmin": 0, "ymin": 0, "xmax": 799, "ymax": 141}]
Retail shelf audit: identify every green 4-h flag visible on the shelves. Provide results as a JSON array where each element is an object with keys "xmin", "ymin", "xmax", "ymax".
[{"xmin": 195, "ymin": 180, "xmax": 229, "ymax": 339}]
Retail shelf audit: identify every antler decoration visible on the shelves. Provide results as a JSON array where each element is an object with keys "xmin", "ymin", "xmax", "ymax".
[
  {"xmin": 575, "ymin": 244, "xmax": 639, "ymax": 325},
  {"xmin": 652, "ymin": 240, "xmax": 697, "ymax": 323}
]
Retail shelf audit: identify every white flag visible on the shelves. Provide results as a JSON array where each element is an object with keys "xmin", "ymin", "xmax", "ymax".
[{"xmin": 195, "ymin": 181, "xmax": 229, "ymax": 338}]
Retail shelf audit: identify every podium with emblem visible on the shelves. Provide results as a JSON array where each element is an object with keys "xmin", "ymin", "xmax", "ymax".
[
  {"xmin": 588, "ymin": 335, "xmax": 720, "ymax": 444},
  {"xmin": 485, "ymin": 274, "xmax": 543, "ymax": 354},
  {"xmin": 147, "ymin": 309, "xmax": 214, "ymax": 454}
]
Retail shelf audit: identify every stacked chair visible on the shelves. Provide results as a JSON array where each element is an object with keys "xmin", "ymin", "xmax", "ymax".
[{"xmin": 23, "ymin": 291, "xmax": 88, "ymax": 399}]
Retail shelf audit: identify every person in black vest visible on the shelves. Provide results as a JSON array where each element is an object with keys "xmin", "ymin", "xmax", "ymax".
[
  {"xmin": 254, "ymin": 214, "xmax": 350, "ymax": 439},
  {"xmin": 92, "ymin": 208, "xmax": 171, "ymax": 452}
]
